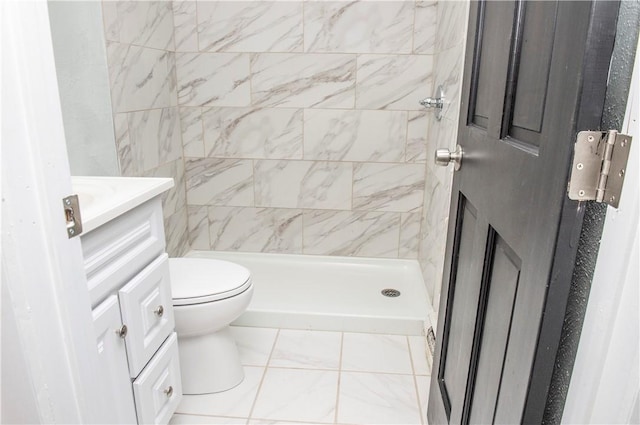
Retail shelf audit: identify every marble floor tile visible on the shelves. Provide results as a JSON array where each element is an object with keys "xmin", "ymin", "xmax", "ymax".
[
  {"xmin": 231, "ymin": 327, "xmax": 279, "ymax": 367},
  {"xmin": 270, "ymin": 329, "xmax": 342, "ymax": 370},
  {"xmin": 169, "ymin": 414, "xmax": 246, "ymax": 424},
  {"xmin": 175, "ymin": 366, "xmax": 264, "ymax": 418},
  {"xmin": 341, "ymin": 333, "xmax": 412, "ymax": 374},
  {"xmin": 408, "ymin": 336, "xmax": 431, "ymax": 376},
  {"xmin": 415, "ymin": 375, "xmax": 431, "ymax": 425},
  {"xmin": 251, "ymin": 368, "xmax": 339, "ymax": 423},
  {"xmin": 338, "ymin": 372, "xmax": 421, "ymax": 425}
]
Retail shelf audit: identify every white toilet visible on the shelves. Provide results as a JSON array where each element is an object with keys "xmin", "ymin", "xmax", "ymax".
[{"xmin": 169, "ymin": 258, "xmax": 253, "ymax": 394}]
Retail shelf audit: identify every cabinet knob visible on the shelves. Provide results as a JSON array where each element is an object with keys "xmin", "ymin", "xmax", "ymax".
[
  {"xmin": 116, "ymin": 324, "xmax": 128, "ymax": 339},
  {"xmin": 154, "ymin": 305, "xmax": 164, "ymax": 317},
  {"xmin": 164, "ymin": 386, "xmax": 173, "ymax": 398}
]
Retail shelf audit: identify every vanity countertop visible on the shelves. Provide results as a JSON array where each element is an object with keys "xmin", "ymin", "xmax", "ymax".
[{"xmin": 71, "ymin": 176, "xmax": 173, "ymax": 234}]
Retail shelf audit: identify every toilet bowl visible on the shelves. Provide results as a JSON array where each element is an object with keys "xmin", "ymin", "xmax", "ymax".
[{"xmin": 169, "ymin": 258, "xmax": 253, "ymax": 394}]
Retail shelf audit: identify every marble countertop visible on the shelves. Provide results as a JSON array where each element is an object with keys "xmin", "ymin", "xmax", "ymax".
[{"xmin": 71, "ymin": 176, "xmax": 173, "ymax": 234}]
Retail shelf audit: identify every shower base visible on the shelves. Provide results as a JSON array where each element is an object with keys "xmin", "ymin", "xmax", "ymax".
[{"xmin": 186, "ymin": 250, "xmax": 432, "ymax": 336}]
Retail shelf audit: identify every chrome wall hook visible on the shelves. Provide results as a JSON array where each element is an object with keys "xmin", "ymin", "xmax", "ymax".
[{"xmin": 419, "ymin": 84, "xmax": 445, "ymax": 121}]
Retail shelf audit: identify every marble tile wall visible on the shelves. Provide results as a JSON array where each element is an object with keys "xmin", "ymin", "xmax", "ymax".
[
  {"xmin": 418, "ymin": 1, "xmax": 470, "ymax": 313},
  {"xmin": 102, "ymin": 1, "xmax": 190, "ymax": 257},
  {"xmin": 178, "ymin": 0, "xmax": 438, "ymax": 259}
]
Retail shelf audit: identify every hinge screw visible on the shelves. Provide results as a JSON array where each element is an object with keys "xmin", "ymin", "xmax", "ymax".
[
  {"xmin": 619, "ymin": 169, "xmax": 625, "ymax": 177},
  {"xmin": 588, "ymin": 135, "xmax": 595, "ymax": 142},
  {"xmin": 64, "ymin": 198, "xmax": 72, "ymax": 206},
  {"xmin": 578, "ymin": 190, "xmax": 585, "ymax": 197},
  {"xmin": 610, "ymin": 196, "xmax": 616, "ymax": 203},
  {"xmin": 621, "ymin": 139, "xmax": 628, "ymax": 147},
  {"xmin": 68, "ymin": 228, "xmax": 75, "ymax": 236},
  {"xmin": 577, "ymin": 163, "xmax": 584, "ymax": 170}
]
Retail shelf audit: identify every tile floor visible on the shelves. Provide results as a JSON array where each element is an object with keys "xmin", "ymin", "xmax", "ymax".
[{"xmin": 170, "ymin": 327, "xmax": 432, "ymax": 425}]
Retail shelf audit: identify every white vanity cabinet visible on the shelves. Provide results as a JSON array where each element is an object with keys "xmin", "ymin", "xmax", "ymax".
[{"xmin": 74, "ymin": 177, "xmax": 182, "ymax": 425}]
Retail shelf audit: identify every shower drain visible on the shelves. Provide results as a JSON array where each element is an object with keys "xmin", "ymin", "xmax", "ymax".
[{"xmin": 381, "ymin": 288, "xmax": 401, "ymax": 297}]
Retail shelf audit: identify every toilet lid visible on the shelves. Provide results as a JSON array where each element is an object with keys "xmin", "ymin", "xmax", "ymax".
[{"xmin": 169, "ymin": 258, "xmax": 252, "ymax": 305}]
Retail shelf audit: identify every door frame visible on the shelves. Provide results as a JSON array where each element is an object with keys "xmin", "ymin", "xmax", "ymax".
[
  {"xmin": 2, "ymin": 1, "xmax": 103, "ymax": 423},
  {"xmin": 561, "ymin": 24, "xmax": 640, "ymax": 424}
]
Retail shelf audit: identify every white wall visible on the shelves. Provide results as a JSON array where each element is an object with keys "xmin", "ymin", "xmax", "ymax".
[{"xmin": 48, "ymin": 1, "xmax": 119, "ymax": 176}]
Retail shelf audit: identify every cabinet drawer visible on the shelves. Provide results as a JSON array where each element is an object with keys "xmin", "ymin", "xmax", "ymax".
[
  {"xmin": 119, "ymin": 253, "xmax": 175, "ymax": 377},
  {"xmin": 133, "ymin": 333, "xmax": 182, "ymax": 425},
  {"xmin": 82, "ymin": 198, "xmax": 165, "ymax": 308}
]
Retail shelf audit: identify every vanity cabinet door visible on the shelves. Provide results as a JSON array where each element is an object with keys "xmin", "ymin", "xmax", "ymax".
[
  {"xmin": 92, "ymin": 295, "xmax": 138, "ymax": 424},
  {"xmin": 119, "ymin": 253, "xmax": 175, "ymax": 377}
]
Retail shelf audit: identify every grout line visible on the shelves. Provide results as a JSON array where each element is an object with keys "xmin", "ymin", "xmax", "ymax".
[
  {"xmin": 198, "ymin": 106, "xmax": 206, "ymax": 157},
  {"xmin": 168, "ymin": 49, "xmax": 434, "ymax": 57},
  {"xmin": 253, "ymin": 364, "xmax": 416, "ymax": 377},
  {"xmin": 184, "ymin": 154, "xmax": 427, "ymax": 166},
  {"xmin": 248, "ymin": 53, "xmax": 255, "ymax": 106},
  {"xmin": 407, "ymin": 336, "xmax": 426, "ymax": 425},
  {"xmin": 251, "ymin": 159, "xmax": 257, "ymax": 208},
  {"xmin": 350, "ymin": 162, "xmax": 355, "ymax": 212},
  {"xmin": 172, "ymin": 412, "xmax": 248, "ymax": 421},
  {"xmin": 194, "ymin": 0, "xmax": 202, "ymax": 53},
  {"xmin": 246, "ymin": 328, "xmax": 280, "ymax": 420},
  {"xmin": 249, "ymin": 417, "xmax": 334, "ymax": 425},
  {"xmin": 411, "ymin": 0, "xmax": 418, "ymax": 55},
  {"xmin": 174, "ymin": 106, "xmax": 427, "ymax": 113}
]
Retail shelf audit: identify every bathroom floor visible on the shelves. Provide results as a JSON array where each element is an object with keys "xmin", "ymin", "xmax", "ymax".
[{"xmin": 170, "ymin": 326, "xmax": 431, "ymax": 425}]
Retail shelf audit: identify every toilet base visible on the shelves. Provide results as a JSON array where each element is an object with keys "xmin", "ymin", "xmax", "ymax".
[{"xmin": 177, "ymin": 326, "xmax": 244, "ymax": 394}]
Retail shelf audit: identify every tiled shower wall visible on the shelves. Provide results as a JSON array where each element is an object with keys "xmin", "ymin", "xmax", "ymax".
[
  {"xmin": 101, "ymin": 1, "xmax": 190, "ymax": 256},
  {"xmin": 418, "ymin": 1, "xmax": 470, "ymax": 313},
  {"xmin": 177, "ymin": 1, "xmax": 437, "ymax": 259}
]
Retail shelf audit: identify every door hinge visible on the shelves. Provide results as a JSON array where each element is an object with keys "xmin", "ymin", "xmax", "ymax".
[
  {"xmin": 63, "ymin": 194, "xmax": 83, "ymax": 238},
  {"xmin": 568, "ymin": 130, "xmax": 632, "ymax": 208}
]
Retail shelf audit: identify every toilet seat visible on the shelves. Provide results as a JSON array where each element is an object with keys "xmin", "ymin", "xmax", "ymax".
[{"xmin": 169, "ymin": 258, "xmax": 252, "ymax": 306}]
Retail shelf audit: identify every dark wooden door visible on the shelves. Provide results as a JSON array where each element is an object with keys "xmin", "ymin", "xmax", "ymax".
[{"xmin": 428, "ymin": 1, "xmax": 619, "ymax": 424}]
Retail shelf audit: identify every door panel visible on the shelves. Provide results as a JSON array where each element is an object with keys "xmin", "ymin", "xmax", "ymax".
[
  {"xmin": 428, "ymin": 1, "xmax": 619, "ymax": 423},
  {"xmin": 508, "ymin": 2, "xmax": 558, "ymax": 145},
  {"xmin": 470, "ymin": 2, "xmax": 514, "ymax": 131},
  {"xmin": 440, "ymin": 199, "xmax": 485, "ymax": 419},
  {"xmin": 468, "ymin": 235, "xmax": 521, "ymax": 425}
]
